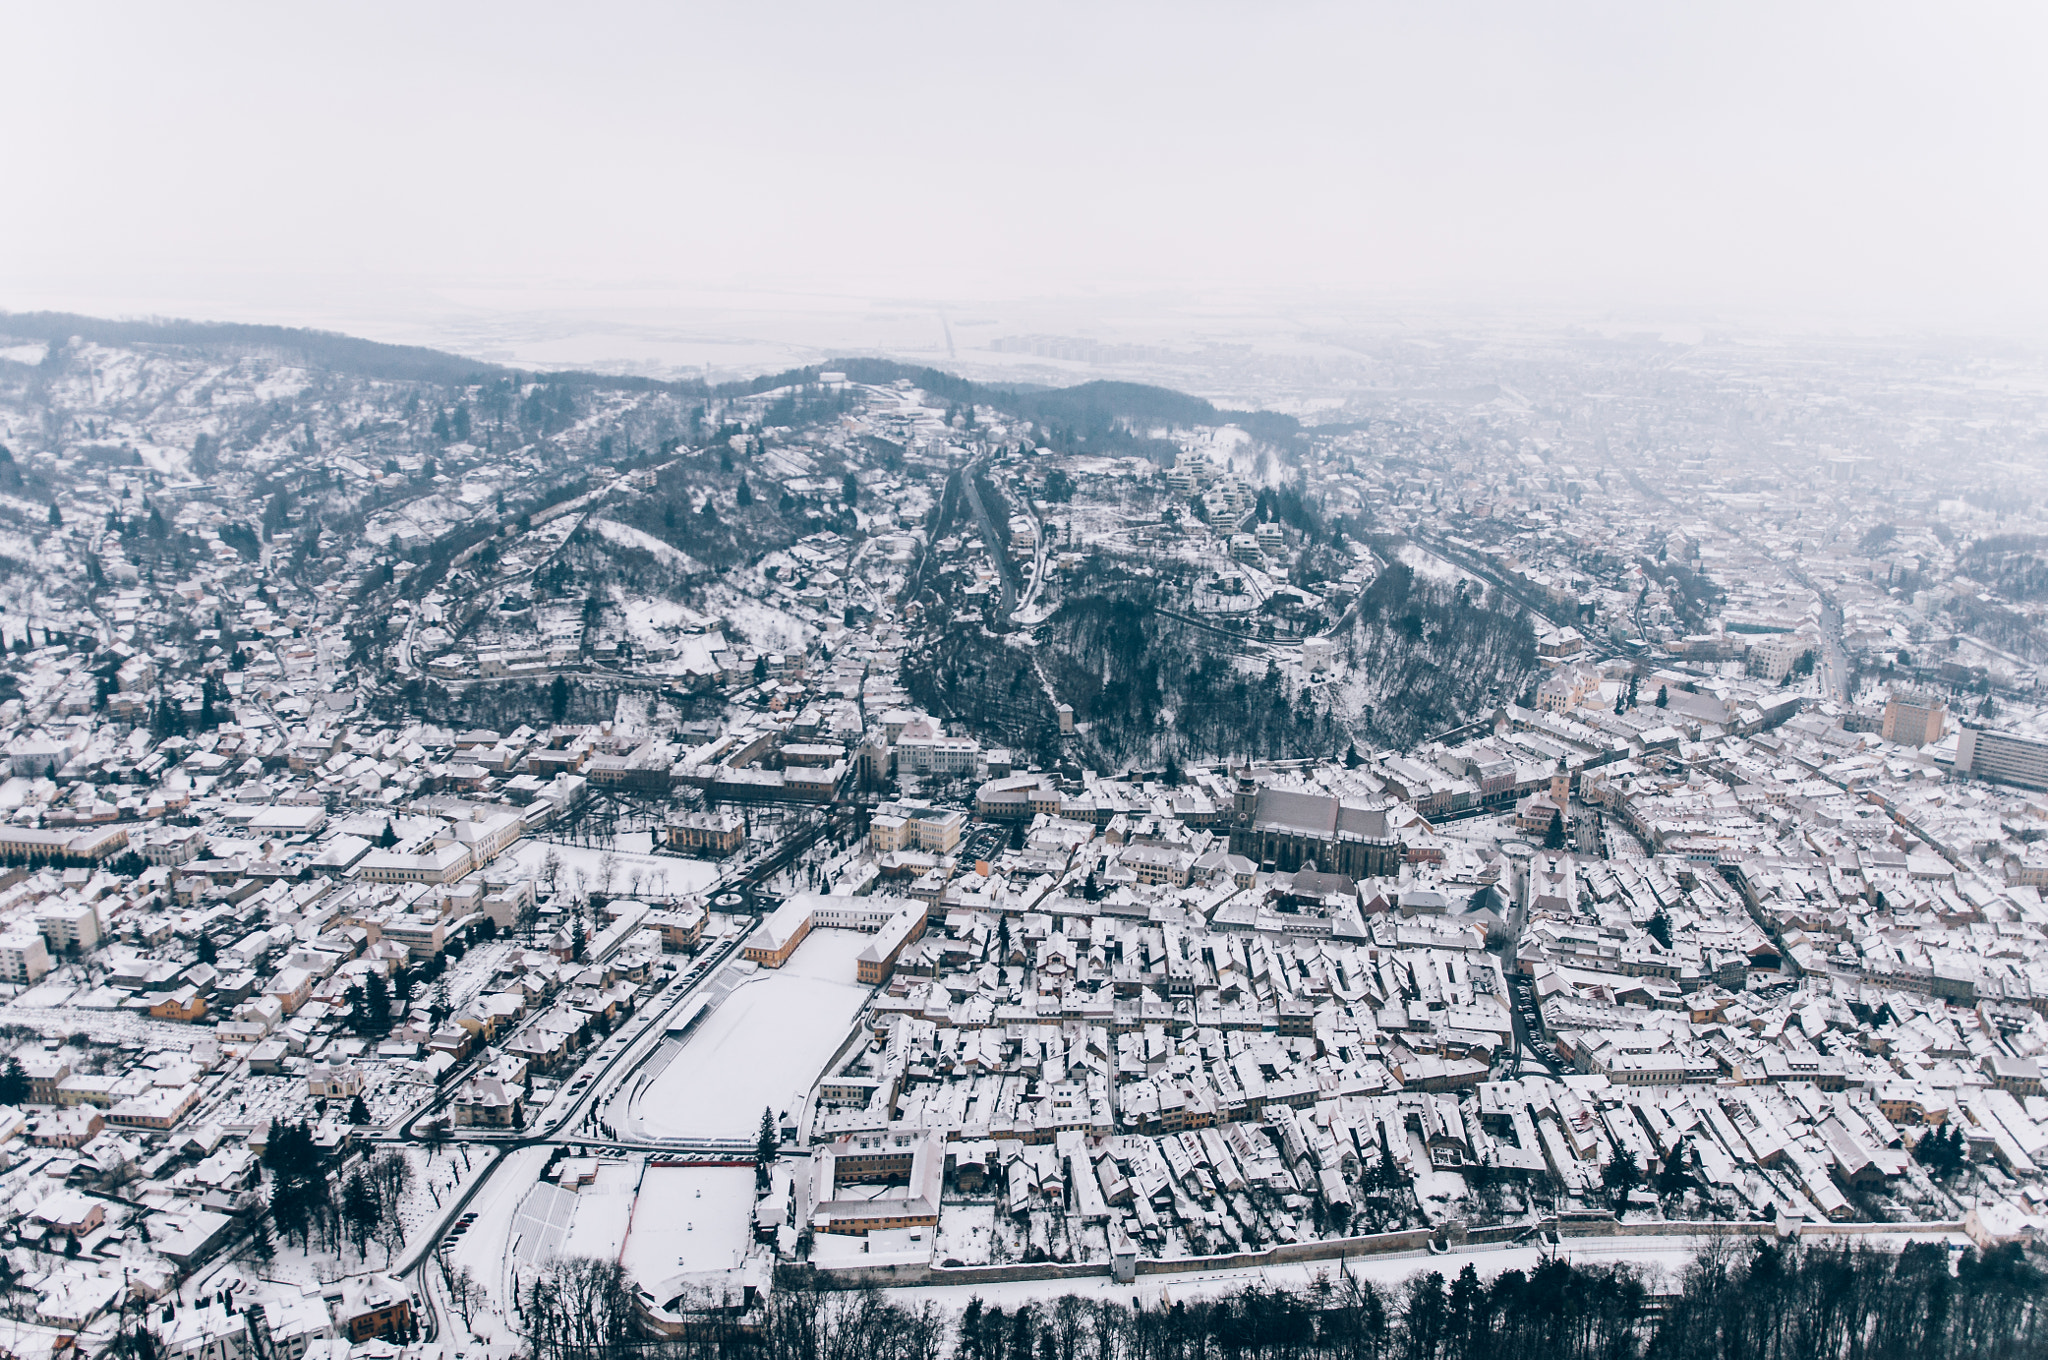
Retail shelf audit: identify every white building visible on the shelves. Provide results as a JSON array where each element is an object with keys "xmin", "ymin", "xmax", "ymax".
[
  {"xmin": 38, "ymin": 901, "xmax": 100, "ymax": 954},
  {"xmin": 0, "ymin": 932, "xmax": 51, "ymax": 985}
]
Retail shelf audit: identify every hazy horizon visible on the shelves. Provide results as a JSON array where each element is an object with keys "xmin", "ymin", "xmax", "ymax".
[{"xmin": 6, "ymin": 2, "xmax": 2047, "ymax": 368}]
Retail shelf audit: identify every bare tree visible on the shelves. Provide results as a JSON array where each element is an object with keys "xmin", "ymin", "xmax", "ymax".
[
  {"xmin": 518, "ymin": 1256, "xmax": 637, "ymax": 1360},
  {"xmin": 442, "ymin": 1261, "xmax": 481, "ymax": 1332},
  {"xmin": 368, "ymin": 1151, "xmax": 414, "ymax": 1261}
]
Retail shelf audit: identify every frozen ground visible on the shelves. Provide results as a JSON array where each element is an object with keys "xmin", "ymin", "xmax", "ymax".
[
  {"xmin": 1396, "ymin": 543, "xmax": 1482, "ymax": 586},
  {"xmin": 434, "ymin": 1154, "xmax": 757, "ymax": 1342},
  {"xmin": 619, "ymin": 1165, "xmax": 757, "ymax": 1283},
  {"xmin": 446, "ymin": 1146, "xmax": 554, "ymax": 1312},
  {"xmin": 561, "ymin": 1160, "xmax": 639, "ymax": 1258},
  {"xmin": 497, "ymin": 838, "xmax": 720, "ymax": 900},
  {"xmin": 632, "ymin": 928, "xmax": 873, "ymax": 1139},
  {"xmin": 932, "ymin": 1202, "xmax": 998, "ymax": 1266},
  {"xmin": 592, "ymin": 518, "xmax": 708, "ymax": 575},
  {"xmin": 697, "ymin": 582, "xmax": 814, "ymax": 654}
]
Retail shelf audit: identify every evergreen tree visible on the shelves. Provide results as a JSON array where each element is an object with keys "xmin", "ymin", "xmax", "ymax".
[
  {"xmin": 348, "ymin": 1094, "xmax": 371, "ymax": 1125},
  {"xmin": 46, "ymin": 503, "xmax": 61, "ymax": 528},
  {"xmin": 1544, "ymin": 808, "xmax": 1566, "ymax": 850},
  {"xmin": 363, "ymin": 971, "xmax": 392, "ymax": 1036},
  {"xmin": 1602, "ymin": 1144, "xmax": 1641, "ymax": 1203},
  {"xmin": 1916, "ymin": 1122, "xmax": 1967, "ymax": 1178},
  {"xmin": 0, "ymin": 1056, "xmax": 28, "ymax": 1106},
  {"xmin": 1646, "ymin": 909, "xmax": 1673, "ymax": 949},
  {"xmin": 736, "ymin": 477, "xmax": 753, "ymax": 508},
  {"xmin": 549, "ymin": 673, "xmax": 570, "ymax": 723},
  {"xmin": 1376, "ymin": 1127, "xmax": 1408, "ymax": 1193},
  {"xmin": 342, "ymin": 1171, "xmax": 381, "ymax": 1259},
  {"xmin": 262, "ymin": 491, "xmax": 291, "ymax": 540},
  {"xmin": 756, "ymin": 1106, "xmax": 778, "ymax": 1188},
  {"xmin": 1656, "ymin": 684, "xmax": 1670, "ymax": 708},
  {"xmin": 1657, "ymin": 1145, "xmax": 1693, "ymax": 1197}
]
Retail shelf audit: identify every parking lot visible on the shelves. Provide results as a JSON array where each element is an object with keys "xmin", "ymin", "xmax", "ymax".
[{"xmin": 1506, "ymin": 972, "xmax": 1564, "ymax": 1073}]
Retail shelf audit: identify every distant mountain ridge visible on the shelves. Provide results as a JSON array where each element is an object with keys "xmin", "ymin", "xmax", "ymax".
[{"xmin": 0, "ymin": 311, "xmax": 1306, "ymax": 457}]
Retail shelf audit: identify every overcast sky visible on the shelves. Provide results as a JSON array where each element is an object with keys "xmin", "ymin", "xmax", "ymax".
[{"xmin": 4, "ymin": 2, "xmax": 2045, "ymax": 334}]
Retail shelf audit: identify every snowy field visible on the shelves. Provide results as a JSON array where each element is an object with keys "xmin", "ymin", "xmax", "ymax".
[
  {"xmin": 496, "ymin": 838, "xmax": 721, "ymax": 900},
  {"xmin": 593, "ymin": 517, "xmax": 709, "ymax": 575},
  {"xmin": 446, "ymin": 1146, "xmax": 555, "ymax": 1311},
  {"xmin": 633, "ymin": 928, "xmax": 874, "ymax": 1139},
  {"xmin": 619, "ymin": 1166, "xmax": 758, "ymax": 1283},
  {"xmin": 698, "ymin": 581, "xmax": 816, "ymax": 654},
  {"xmin": 561, "ymin": 1160, "xmax": 640, "ymax": 1257},
  {"xmin": 1396, "ymin": 543, "xmax": 1483, "ymax": 586}
]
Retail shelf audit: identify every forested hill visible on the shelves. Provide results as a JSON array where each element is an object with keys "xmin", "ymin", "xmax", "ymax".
[
  {"xmin": 825, "ymin": 357, "xmax": 1304, "ymax": 460},
  {"xmin": 0, "ymin": 311, "xmax": 516, "ymax": 387},
  {"xmin": 908, "ymin": 560, "xmax": 1538, "ymax": 769},
  {"xmin": 0, "ymin": 316, "xmax": 1305, "ymax": 459}
]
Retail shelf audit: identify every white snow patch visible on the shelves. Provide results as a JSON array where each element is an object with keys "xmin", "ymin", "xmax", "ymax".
[
  {"xmin": 1395, "ymin": 544, "xmax": 1481, "ymax": 585},
  {"xmin": 592, "ymin": 518, "xmax": 708, "ymax": 575},
  {"xmin": 634, "ymin": 929, "xmax": 873, "ymax": 1139},
  {"xmin": 495, "ymin": 839, "xmax": 720, "ymax": 899},
  {"xmin": 620, "ymin": 1166, "xmax": 757, "ymax": 1284}
]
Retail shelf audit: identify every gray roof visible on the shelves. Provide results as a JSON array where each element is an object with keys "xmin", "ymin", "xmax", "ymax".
[{"xmin": 1251, "ymin": 789, "xmax": 1393, "ymax": 843}]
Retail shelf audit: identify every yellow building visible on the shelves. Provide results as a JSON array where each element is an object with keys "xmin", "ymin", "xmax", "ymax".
[{"xmin": 742, "ymin": 897, "xmax": 813, "ymax": 968}]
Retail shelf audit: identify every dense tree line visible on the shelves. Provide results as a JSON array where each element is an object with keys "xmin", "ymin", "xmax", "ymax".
[
  {"xmin": 1634, "ymin": 557, "xmax": 1725, "ymax": 635},
  {"xmin": 260, "ymin": 1121, "xmax": 415, "ymax": 1263},
  {"xmin": 1027, "ymin": 583, "xmax": 1345, "ymax": 766},
  {"xmin": 1651, "ymin": 1237, "xmax": 2045, "ymax": 1360},
  {"xmin": 903, "ymin": 627, "xmax": 1063, "ymax": 762},
  {"xmin": 1944, "ymin": 591, "xmax": 2048, "ymax": 664},
  {"xmin": 1, "ymin": 311, "xmax": 517, "ymax": 386},
  {"xmin": 1958, "ymin": 534, "xmax": 2048, "ymax": 602},
  {"xmin": 909, "ymin": 558, "xmax": 1534, "ymax": 766},
  {"xmin": 604, "ymin": 454, "xmax": 815, "ymax": 571},
  {"xmin": 381, "ymin": 674, "xmax": 636, "ymax": 731},
  {"xmin": 518, "ymin": 1240, "xmax": 2046, "ymax": 1360},
  {"xmin": 1332, "ymin": 563, "xmax": 1539, "ymax": 748},
  {"xmin": 973, "ymin": 469, "xmax": 1015, "ymax": 552}
]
